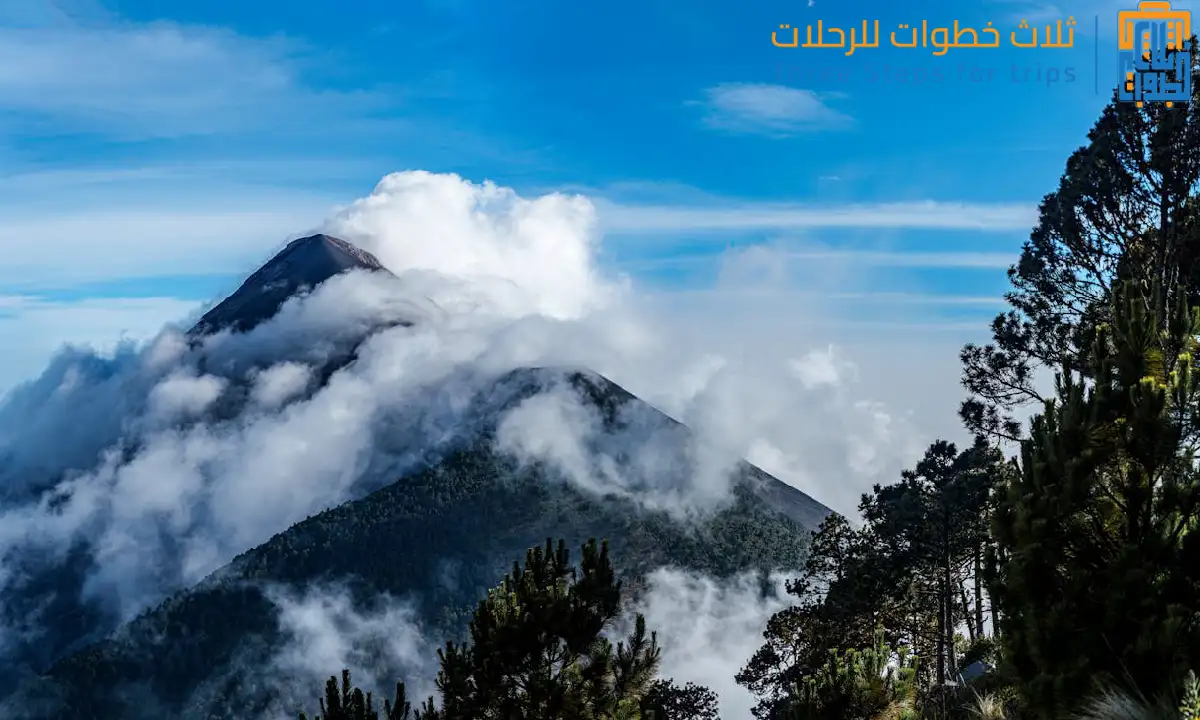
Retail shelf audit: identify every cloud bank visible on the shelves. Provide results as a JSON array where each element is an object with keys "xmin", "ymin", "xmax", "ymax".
[{"xmin": 0, "ymin": 170, "xmax": 937, "ymax": 716}]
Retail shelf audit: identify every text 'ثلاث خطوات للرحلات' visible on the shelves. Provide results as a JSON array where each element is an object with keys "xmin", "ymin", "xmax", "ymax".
[{"xmin": 770, "ymin": 17, "xmax": 1078, "ymax": 55}]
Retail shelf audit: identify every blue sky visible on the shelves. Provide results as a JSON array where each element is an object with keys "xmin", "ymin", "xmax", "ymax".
[{"xmin": 1, "ymin": 0, "xmax": 1196, "ymax": 396}]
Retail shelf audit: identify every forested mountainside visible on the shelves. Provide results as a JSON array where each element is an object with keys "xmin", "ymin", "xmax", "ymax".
[{"xmin": 14, "ymin": 445, "xmax": 816, "ymax": 719}]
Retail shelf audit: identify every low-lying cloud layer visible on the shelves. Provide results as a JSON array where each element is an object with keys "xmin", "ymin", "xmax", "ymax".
[{"xmin": 0, "ymin": 170, "xmax": 934, "ymax": 716}]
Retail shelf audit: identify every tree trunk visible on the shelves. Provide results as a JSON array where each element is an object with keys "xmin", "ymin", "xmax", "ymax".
[
  {"xmin": 960, "ymin": 583, "xmax": 975, "ymax": 642},
  {"xmin": 986, "ymin": 549, "xmax": 1001, "ymax": 640},
  {"xmin": 936, "ymin": 577, "xmax": 946, "ymax": 685},
  {"xmin": 974, "ymin": 545, "xmax": 985, "ymax": 638},
  {"xmin": 944, "ymin": 550, "xmax": 957, "ymax": 679}
]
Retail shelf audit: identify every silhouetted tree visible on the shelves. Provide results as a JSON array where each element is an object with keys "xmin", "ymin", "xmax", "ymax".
[
  {"xmin": 640, "ymin": 679, "xmax": 719, "ymax": 720},
  {"xmin": 960, "ymin": 50, "xmax": 1200, "ymax": 442},
  {"xmin": 299, "ymin": 669, "xmax": 419, "ymax": 720}
]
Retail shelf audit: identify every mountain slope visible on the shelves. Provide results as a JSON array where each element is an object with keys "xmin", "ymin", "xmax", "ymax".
[{"xmin": 2, "ymin": 235, "xmax": 834, "ymax": 719}]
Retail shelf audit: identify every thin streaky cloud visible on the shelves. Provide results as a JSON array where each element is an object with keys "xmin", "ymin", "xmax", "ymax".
[
  {"xmin": 780, "ymin": 250, "xmax": 1015, "ymax": 269},
  {"xmin": 624, "ymin": 250, "xmax": 1016, "ymax": 270},
  {"xmin": 694, "ymin": 83, "xmax": 853, "ymax": 136},
  {"xmin": 0, "ymin": 18, "xmax": 395, "ymax": 140},
  {"xmin": 598, "ymin": 200, "xmax": 1036, "ymax": 233},
  {"xmin": 829, "ymin": 292, "xmax": 1004, "ymax": 305},
  {"xmin": 646, "ymin": 290, "xmax": 1006, "ymax": 305}
]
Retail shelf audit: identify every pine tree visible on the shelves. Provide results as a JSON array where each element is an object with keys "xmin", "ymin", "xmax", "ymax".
[
  {"xmin": 299, "ymin": 669, "xmax": 419, "ymax": 720},
  {"xmin": 859, "ymin": 440, "xmax": 1002, "ymax": 685},
  {"xmin": 991, "ymin": 280, "xmax": 1200, "ymax": 718},
  {"xmin": 433, "ymin": 538, "xmax": 661, "ymax": 719},
  {"xmin": 302, "ymin": 538, "xmax": 690, "ymax": 720},
  {"xmin": 960, "ymin": 49, "xmax": 1200, "ymax": 442},
  {"xmin": 640, "ymin": 679, "xmax": 719, "ymax": 720}
]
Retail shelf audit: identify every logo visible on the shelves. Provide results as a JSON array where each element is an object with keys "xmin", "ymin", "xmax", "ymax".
[{"xmin": 1117, "ymin": 0, "xmax": 1192, "ymax": 106}]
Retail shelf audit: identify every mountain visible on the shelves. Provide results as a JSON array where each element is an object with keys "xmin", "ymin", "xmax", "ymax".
[
  {"xmin": 189, "ymin": 234, "xmax": 393, "ymax": 336},
  {"xmin": 1, "ymin": 235, "xmax": 834, "ymax": 719}
]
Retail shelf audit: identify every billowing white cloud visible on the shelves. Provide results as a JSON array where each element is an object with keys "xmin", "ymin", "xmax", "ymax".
[
  {"xmin": 251, "ymin": 571, "xmax": 793, "ymax": 720},
  {"xmin": 323, "ymin": 170, "xmax": 623, "ymax": 321}
]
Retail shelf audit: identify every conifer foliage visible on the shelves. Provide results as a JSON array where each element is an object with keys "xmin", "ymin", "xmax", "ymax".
[
  {"xmin": 990, "ymin": 280, "xmax": 1200, "ymax": 718},
  {"xmin": 960, "ymin": 48, "xmax": 1200, "ymax": 442},
  {"xmin": 301, "ymin": 539, "xmax": 716, "ymax": 720}
]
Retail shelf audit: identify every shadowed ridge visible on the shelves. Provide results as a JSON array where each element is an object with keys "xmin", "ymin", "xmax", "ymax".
[{"xmin": 189, "ymin": 234, "xmax": 391, "ymax": 336}]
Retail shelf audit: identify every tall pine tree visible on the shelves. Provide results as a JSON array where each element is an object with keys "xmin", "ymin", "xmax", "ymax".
[
  {"xmin": 961, "ymin": 51, "xmax": 1200, "ymax": 442},
  {"xmin": 991, "ymin": 280, "xmax": 1200, "ymax": 718}
]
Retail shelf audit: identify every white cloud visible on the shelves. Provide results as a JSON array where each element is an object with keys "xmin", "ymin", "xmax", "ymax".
[
  {"xmin": 790, "ymin": 345, "xmax": 848, "ymax": 389},
  {"xmin": 146, "ymin": 370, "xmax": 226, "ymax": 423},
  {"xmin": 0, "ymin": 171, "xmax": 973, "ymax": 714},
  {"xmin": 633, "ymin": 569, "xmax": 796, "ymax": 719},
  {"xmin": 262, "ymin": 583, "xmax": 439, "ymax": 718},
  {"xmin": 637, "ymin": 249, "xmax": 1015, "ymax": 269},
  {"xmin": 695, "ymin": 83, "xmax": 853, "ymax": 135},
  {"xmin": 627, "ymin": 249, "xmax": 1015, "ymax": 271},
  {"xmin": 259, "ymin": 571, "xmax": 799, "ymax": 720},
  {"xmin": 324, "ymin": 170, "xmax": 622, "ymax": 321},
  {"xmin": 651, "ymin": 290, "xmax": 1005, "ymax": 306},
  {"xmin": 251, "ymin": 362, "xmax": 313, "ymax": 410}
]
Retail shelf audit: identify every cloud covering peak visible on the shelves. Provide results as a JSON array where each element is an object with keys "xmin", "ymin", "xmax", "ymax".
[{"xmin": 323, "ymin": 171, "xmax": 624, "ymax": 320}]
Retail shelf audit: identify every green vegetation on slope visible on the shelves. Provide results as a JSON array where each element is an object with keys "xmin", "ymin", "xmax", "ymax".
[
  {"xmin": 298, "ymin": 538, "xmax": 720, "ymax": 720},
  {"xmin": 13, "ymin": 435, "xmax": 815, "ymax": 719}
]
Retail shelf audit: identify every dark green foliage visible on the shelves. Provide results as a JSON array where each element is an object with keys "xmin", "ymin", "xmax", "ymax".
[
  {"xmin": 960, "ymin": 50, "xmax": 1200, "ymax": 442},
  {"xmin": 639, "ymin": 679, "xmax": 719, "ymax": 720},
  {"xmin": 736, "ymin": 514, "xmax": 875, "ymax": 719},
  {"xmin": 991, "ymin": 281, "xmax": 1200, "ymax": 718},
  {"xmin": 787, "ymin": 629, "xmax": 914, "ymax": 720},
  {"xmin": 738, "ymin": 443, "xmax": 1005, "ymax": 718},
  {"xmin": 433, "ymin": 538, "xmax": 661, "ymax": 720},
  {"xmin": 300, "ymin": 539, "xmax": 707, "ymax": 720},
  {"xmin": 299, "ymin": 670, "xmax": 416, "ymax": 720},
  {"xmin": 861, "ymin": 438, "xmax": 1005, "ymax": 686}
]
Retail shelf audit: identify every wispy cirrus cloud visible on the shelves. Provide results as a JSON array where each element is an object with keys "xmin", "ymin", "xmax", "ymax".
[
  {"xmin": 628, "ymin": 250, "xmax": 1016, "ymax": 269},
  {"xmin": 597, "ymin": 198, "xmax": 1036, "ymax": 233},
  {"xmin": 0, "ymin": 19, "xmax": 395, "ymax": 141},
  {"xmin": 648, "ymin": 290, "xmax": 1006, "ymax": 306},
  {"xmin": 0, "ymin": 197, "xmax": 337, "ymax": 288},
  {"xmin": 693, "ymin": 83, "xmax": 853, "ymax": 136},
  {"xmin": 0, "ymin": 163, "xmax": 1033, "ymax": 290}
]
